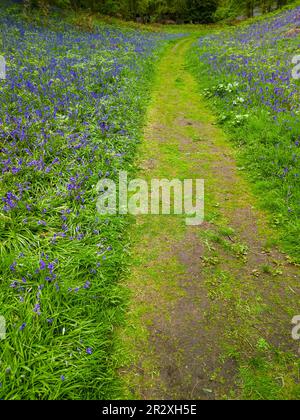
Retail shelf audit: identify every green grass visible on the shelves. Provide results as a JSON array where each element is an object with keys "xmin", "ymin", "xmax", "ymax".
[
  {"xmin": 239, "ymin": 349, "xmax": 300, "ymax": 400},
  {"xmin": 187, "ymin": 5, "xmax": 300, "ymax": 262},
  {"xmin": 0, "ymin": 215, "xmax": 131, "ymax": 399}
]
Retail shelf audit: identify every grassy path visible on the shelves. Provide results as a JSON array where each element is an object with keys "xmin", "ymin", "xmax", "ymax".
[{"xmin": 119, "ymin": 38, "xmax": 300, "ymax": 400}]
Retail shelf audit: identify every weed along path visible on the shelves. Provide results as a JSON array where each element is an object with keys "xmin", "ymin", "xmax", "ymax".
[{"xmin": 119, "ymin": 38, "xmax": 300, "ymax": 400}]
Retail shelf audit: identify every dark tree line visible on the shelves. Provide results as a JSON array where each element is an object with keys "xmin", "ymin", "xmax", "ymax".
[{"xmin": 19, "ymin": 0, "xmax": 292, "ymax": 23}]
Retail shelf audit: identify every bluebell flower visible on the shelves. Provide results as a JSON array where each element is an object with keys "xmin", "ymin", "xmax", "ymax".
[{"xmin": 39, "ymin": 260, "xmax": 46, "ymax": 270}]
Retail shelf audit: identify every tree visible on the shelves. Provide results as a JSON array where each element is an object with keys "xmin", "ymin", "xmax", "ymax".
[{"xmin": 185, "ymin": 0, "xmax": 218, "ymax": 22}]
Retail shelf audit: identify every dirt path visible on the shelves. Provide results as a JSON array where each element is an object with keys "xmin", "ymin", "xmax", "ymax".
[{"xmin": 119, "ymin": 38, "xmax": 300, "ymax": 400}]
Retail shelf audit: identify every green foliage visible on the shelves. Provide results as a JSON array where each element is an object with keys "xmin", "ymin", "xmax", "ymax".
[
  {"xmin": 21, "ymin": 0, "xmax": 220, "ymax": 22},
  {"xmin": 213, "ymin": 0, "xmax": 242, "ymax": 20},
  {"xmin": 20, "ymin": 0, "xmax": 297, "ymax": 22}
]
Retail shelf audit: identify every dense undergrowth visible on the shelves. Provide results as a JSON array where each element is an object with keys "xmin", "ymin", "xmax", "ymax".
[
  {"xmin": 0, "ymin": 2, "xmax": 176, "ymax": 399},
  {"xmin": 189, "ymin": 4, "xmax": 300, "ymax": 261}
]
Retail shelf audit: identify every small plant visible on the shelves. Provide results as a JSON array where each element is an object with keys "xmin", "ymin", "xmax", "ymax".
[
  {"xmin": 261, "ymin": 264, "xmax": 272, "ymax": 274},
  {"xmin": 201, "ymin": 255, "xmax": 220, "ymax": 266},
  {"xmin": 231, "ymin": 113, "xmax": 250, "ymax": 126},
  {"xmin": 204, "ymin": 81, "xmax": 240, "ymax": 98},
  {"xmin": 257, "ymin": 338, "xmax": 271, "ymax": 352},
  {"xmin": 232, "ymin": 243, "xmax": 249, "ymax": 259}
]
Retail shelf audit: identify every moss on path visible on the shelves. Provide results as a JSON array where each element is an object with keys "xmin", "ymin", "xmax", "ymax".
[{"xmin": 118, "ymin": 38, "xmax": 300, "ymax": 400}]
